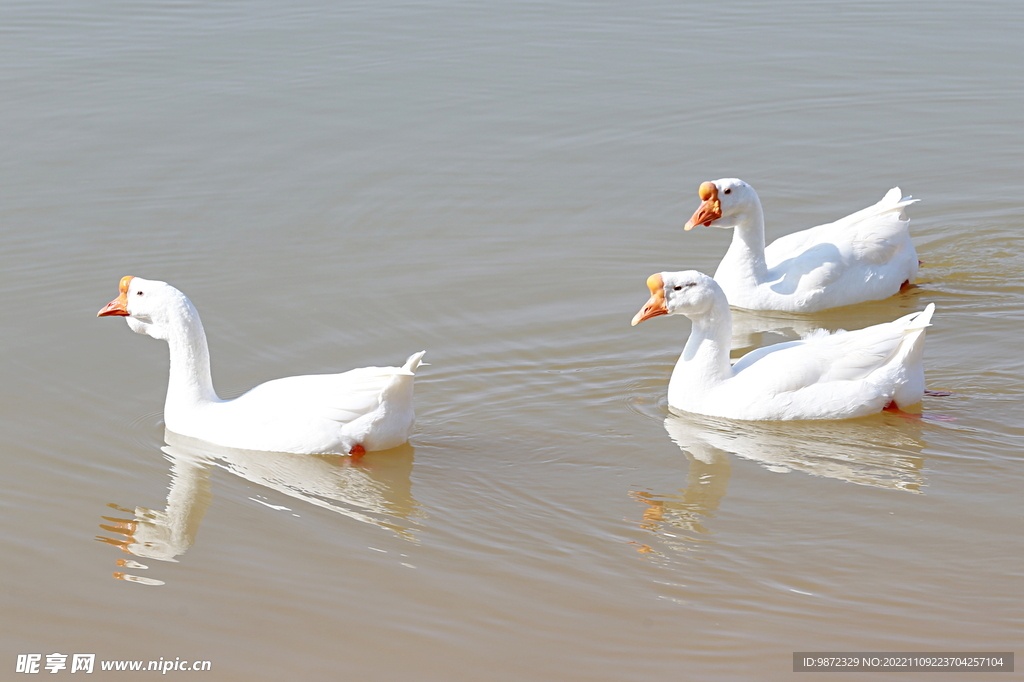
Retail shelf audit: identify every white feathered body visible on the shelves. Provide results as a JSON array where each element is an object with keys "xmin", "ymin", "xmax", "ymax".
[
  {"xmin": 709, "ymin": 184, "xmax": 919, "ymax": 312},
  {"xmin": 168, "ymin": 353, "xmax": 423, "ymax": 454},
  {"xmin": 668, "ymin": 304, "xmax": 934, "ymax": 420},
  {"xmin": 102, "ymin": 276, "xmax": 423, "ymax": 455}
]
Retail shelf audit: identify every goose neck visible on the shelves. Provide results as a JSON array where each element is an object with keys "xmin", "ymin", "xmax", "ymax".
[
  {"xmin": 716, "ymin": 204, "xmax": 768, "ymax": 284},
  {"xmin": 670, "ymin": 299, "xmax": 734, "ymax": 394},
  {"xmin": 163, "ymin": 304, "xmax": 220, "ymax": 416}
]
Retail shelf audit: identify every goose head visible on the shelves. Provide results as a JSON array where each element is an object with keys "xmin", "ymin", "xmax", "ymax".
[
  {"xmin": 683, "ymin": 178, "xmax": 758, "ymax": 230},
  {"xmin": 632, "ymin": 270, "xmax": 720, "ymax": 325},
  {"xmin": 97, "ymin": 276, "xmax": 194, "ymax": 341}
]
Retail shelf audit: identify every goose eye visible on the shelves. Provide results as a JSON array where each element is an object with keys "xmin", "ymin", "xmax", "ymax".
[
  {"xmin": 136, "ymin": 291, "xmax": 144, "ymax": 296},
  {"xmin": 723, "ymin": 188, "xmax": 731, "ymax": 194},
  {"xmin": 673, "ymin": 285, "xmax": 683, "ymax": 291}
]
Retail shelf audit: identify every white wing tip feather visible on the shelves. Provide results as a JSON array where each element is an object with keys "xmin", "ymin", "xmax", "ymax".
[
  {"xmin": 402, "ymin": 350, "xmax": 427, "ymax": 374},
  {"xmin": 893, "ymin": 303, "xmax": 934, "ymax": 333},
  {"xmin": 881, "ymin": 187, "xmax": 919, "ymax": 210},
  {"xmin": 909, "ymin": 303, "xmax": 936, "ymax": 330}
]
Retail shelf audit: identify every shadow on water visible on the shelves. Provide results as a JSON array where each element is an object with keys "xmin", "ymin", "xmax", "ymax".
[
  {"xmin": 96, "ymin": 431, "xmax": 423, "ymax": 585},
  {"xmin": 630, "ymin": 411, "xmax": 927, "ymax": 559}
]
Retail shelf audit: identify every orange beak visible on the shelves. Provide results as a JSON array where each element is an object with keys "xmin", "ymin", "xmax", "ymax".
[
  {"xmin": 632, "ymin": 273, "xmax": 668, "ymax": 326},
  {"xmin": 97, "ymin": 276, "xmax": 134, "ymax": 317},
  {"xmin": 684, "ymin": 181, "xmax": 722, "ymax": 230}
]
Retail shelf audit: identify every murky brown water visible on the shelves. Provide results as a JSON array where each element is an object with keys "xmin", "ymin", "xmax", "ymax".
[{"xmin": 2, "ymin": 1, "xmax": 1022, "ymax": 680}]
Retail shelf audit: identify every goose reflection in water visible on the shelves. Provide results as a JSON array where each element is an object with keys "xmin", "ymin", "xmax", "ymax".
[
  {"xmin": 726, "ymin": 307, "xmax": 832, "ymax": 355},
  {"xmin": 727, "ymin": 303, "xmax": 929, "ymax": 358},
  {"xmin": 630, "ymin": 411, "xmax": 927, "ymax": 557},
  {"xmin": 97, "ymin": 432, "xmax": 422, "ymax": 584}
]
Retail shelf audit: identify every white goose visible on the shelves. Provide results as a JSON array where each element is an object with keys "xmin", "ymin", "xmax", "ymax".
[
  {"xmin": 98, "ymin": 276, "xmax": 424, "ymax": 456},
  {"xmin": 632, "ymin": 271, "xmax": 935, "ymax": 421},
  {"xmin": 684, "ymin": 178, "xmax": 919, "ymax": 312}
]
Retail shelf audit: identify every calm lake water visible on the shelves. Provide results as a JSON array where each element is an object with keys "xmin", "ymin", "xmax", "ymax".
[{"xmin": 2, "ymin": 1, "xmax": 1022, "ymax": 680}]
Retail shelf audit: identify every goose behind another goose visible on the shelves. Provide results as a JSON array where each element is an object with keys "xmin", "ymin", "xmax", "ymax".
[{"xmin": 684, "ymin": 178, "xmax": 919, "ymax": 312}]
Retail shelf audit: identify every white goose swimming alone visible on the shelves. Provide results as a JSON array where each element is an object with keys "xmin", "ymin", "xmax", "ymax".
[
  {"xmin": 632, "ymin": 271, "xmax": 935, "ymax": 421},
  {"xmin": 98, "ymin": 276, "xmax": 424, "ymax": 456},
  {"xmin": 684, "ymin": 178, "xmax": 919, "ymax": 312}
]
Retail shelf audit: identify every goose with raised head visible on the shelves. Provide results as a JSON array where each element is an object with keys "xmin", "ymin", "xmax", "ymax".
[
  {"xmin": 684, "ymin": 178, "xmax": 919, "ymax": 312},
  {"xmin": 632, "ymin": 271, "xmax": 935, "ymax": 420},
  {"xmin": 98, "ymin": 276, "xmax": 424, "ymax": 455}
]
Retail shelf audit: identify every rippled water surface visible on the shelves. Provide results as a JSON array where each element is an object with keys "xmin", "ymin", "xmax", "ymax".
[{"xmin": 2, "ymin": 1, "xmax": 1022, "ymax": 680}]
